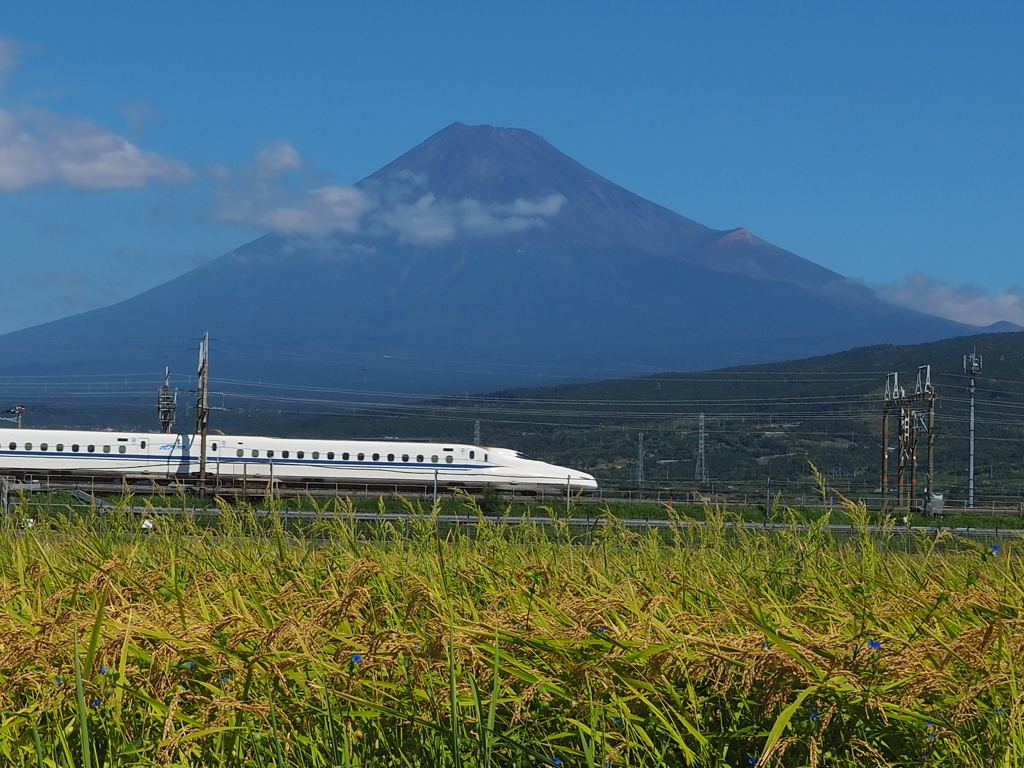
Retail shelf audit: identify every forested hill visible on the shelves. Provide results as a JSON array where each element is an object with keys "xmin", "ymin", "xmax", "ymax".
[{"xmin": 282, "ymin": 330, "xmax": 1024, "ymax": 503}]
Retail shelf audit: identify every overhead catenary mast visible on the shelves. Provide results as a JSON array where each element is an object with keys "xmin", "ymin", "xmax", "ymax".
[
  {"xmin": 964, "ymin": 349, "xmax": 982, "ymax": 509},
  {"xmin": 197, "ymin": 333, "xmax": 210, "ymax": 497},
  {"xmin": 158, "ymin": 367, "xmax": 177, "ymax": 434}
]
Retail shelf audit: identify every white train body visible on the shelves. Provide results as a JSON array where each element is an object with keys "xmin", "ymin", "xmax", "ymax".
[{"xmin": 0, "ymin": 428, "xmax": 597, "ymax": 492}]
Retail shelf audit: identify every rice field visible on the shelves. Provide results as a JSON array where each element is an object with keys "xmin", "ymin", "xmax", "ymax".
[{"xmin": 0, "ymin": 489, "xmax": 1022, "ymax": 767}]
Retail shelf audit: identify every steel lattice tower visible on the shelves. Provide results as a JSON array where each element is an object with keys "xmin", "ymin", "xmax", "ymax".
[{"xmin": 695, "ymin": 413, "xmax": 708, "ymax": 483}]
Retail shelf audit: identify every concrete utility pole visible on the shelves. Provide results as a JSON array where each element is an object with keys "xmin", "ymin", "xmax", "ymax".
[
  {"xmin": 474, "ymin": 420, "xmax": 481, "ymax": 447},
  {"xmin": 196, "ymin": 333, "xmax": 210, "ymax": 497},
  {"xmin": 964, "ymin": 350, "xmax": 982, "ymax": 509}
]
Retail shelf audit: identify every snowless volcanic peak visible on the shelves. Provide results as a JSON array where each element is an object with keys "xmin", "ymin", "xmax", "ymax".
[{"xmin": 0, "ymin": 121, "xmax": 988, "ymax": 398}]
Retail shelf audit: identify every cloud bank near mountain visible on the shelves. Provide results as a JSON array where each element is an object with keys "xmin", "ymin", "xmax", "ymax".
[
  {"xmin": 211, "ymin": 140, "xmax": 566, "ymax": 243},
  {"xmin": 876, "ymin": 272, "xmax": 1024, "ymax": 327}
]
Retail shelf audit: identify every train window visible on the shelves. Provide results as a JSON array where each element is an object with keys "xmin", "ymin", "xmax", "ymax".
[
  {"xmin": 141, "ymin": 441, "xmax": 146, "ymax": 449},
  {"xmin": 402, "ymin": 454, "xmax": 409, "ymax": 462},
  {"xmin": 267, "ymin": 450, "xmax": 275, "ymax": 458},
  {"xmin": 372, "ymin": 453, "xmax": 379, "ymax": 461},
  {"xmin": 387, "ymin": 454, "xmax": 394, "ymax": 462},
  {"xmin": 40, "ymin": 443, "xmax": 48, "ymax": 451},
  {"xmin": 72, "ymin": 444, "xmax": 79, "ymax": 452},
  {"xmin": 56, "ymin": 444, "xmax": 64, "ymax": 451},
  {"xmin": 25, "ymin": 443, "xmax": 33, "ymax": 451},
  {"xmin": 103, "ymin": 445, "xmax": 111, "ymax": 453},
  {"xmin": 444, "ymin": 448, "xmax": 453, "ymax": 452},
  {"xmin": 7, "ymin": 442, "xmax": 13, "ymax": 450},
  {"xmin": 470, "ymin": 450, "xmax": 475, "ymax": 459},
  {"xmin": 236, "ymin": 449, "xmax": 244, "ymax": 457},
  {"xmin": 252, "ymin": 450, "xmax": 259, "ymax": 458},
  {"xmin": 297, "ymin": 451, "xmax": 304, "ymax": 459},
  {"xmin": 87, "ymin": 445, "xmax": 95, "ymax": 453},
  {"xmin": 342, "ymin": 452, "xmax": 349, "ymax": 460},
  {"xmin": 327, "ymin": 452, "xmax": 334, "ymax": 460},
  {"xmin": 118, "ymin": 437, "xmax": 128, "ymax": 442},
  {"xmin": 119, "ymin": 446, "xmax": 126, "ymax": 454},
  {"xmin": 211, "ymin": 443, "xmax": 218, "ymax": 452},
  {"xmin": 431, "ymin": 455, "xmax": 438, "ymax": 463},
  {"xmin": 417, "ymin": 455, "xmax": 424, "ymax": 462},
  {"xmin": 312, "ymin": 451, "xmax": 320, "ymax": 459},
  {"xmin": 357, "ymin": 453, "xmax": 364, "ymax": 461},
  {"xmin": 484, "ymin": 453, "xmax": 488, "ymax": 461},
  {"xmin": 446, "ymin": 455, "xmax": 454, "ymax": 464},
  {"xmin": 282, "ymin": 450, "xmax": 289, "ymax": 458}
]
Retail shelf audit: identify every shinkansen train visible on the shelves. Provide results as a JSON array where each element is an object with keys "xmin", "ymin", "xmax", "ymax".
[{"xmin": 0, "ymin": 428, "xmax": 597, "ymax": 493}]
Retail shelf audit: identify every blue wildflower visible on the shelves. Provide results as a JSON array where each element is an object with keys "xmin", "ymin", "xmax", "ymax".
[
  {"xmin": 926, "ymin": 719, "xmax": 933, "ymax": 727},
  {"xmin": 596, "ymin": 626, "xmax": 606, "ymax": 634},
  {"xmin": 996, "ymin": 708, "xmax": 1005, "ymax": 715},
  {"xmin": 810, "ymin": 711, "xmax": 818, "ymax": 721},
  {"xmin": 611, "ymin": 716, "xmax": 623, "ymax": 724},
  {"xmin": 188, "ymin": 661, "xmax": 196, "ymax": 669},
  {"xmin": 550, "ymin": 759, "xmax": 562, "ymax": 766},
  {"xmin": 99, "ymin": 665, "xmax": 108, "ymax": 675},
  {"xmin": 54, "ymin": 676, "xmax": 61, "ymax": 686},
  {"xmin": 929, "ymin": 732, "xmax": 936, "ymax": 741},
  {"xmin": 992, "ymin": 544, "xmax": 1001, "ymax": 554},
  {"xmin": 352, "ymin": 654, "xmax": 363, "ymax": 665},
  {"xmin": 762, "ymin": 640, "xmax": 769, "ymax": 649},
  {"xmin": 867, "ymin": 639, "xmax": 882, "ymax": 650},
  {"xmin": 90, "ymin": 699, "xmax": 101, "ymax": 707},
  {"xmin": 220, "ymin": 672, "xmax": 230, "ymax": 681},
  {"xmin": 748, "ymin": 757, "xmax": 758, "ymax": 765}
]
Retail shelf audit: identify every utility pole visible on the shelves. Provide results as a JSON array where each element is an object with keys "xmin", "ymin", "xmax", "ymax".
[
  {"xmin": 197, "ymin": 333, "xmax": 210, "ymax": 497},
  {"xmin": 474, "ymin": 420, "xmax": 481, "ymax": 447},
  {"xmin": 158, "ymin": 367, "xmax": 177, "ymax": 434},
  {"xmin": 695, "ymin": 413, "xmax": 708, "ymax": 483},
  {"xmin": 964, "ymin": 350, "xmax": 982, "ymax": 509},
  {"xmin": 636, "ymin": 432, "xmax": 644, "ymax": 489}
]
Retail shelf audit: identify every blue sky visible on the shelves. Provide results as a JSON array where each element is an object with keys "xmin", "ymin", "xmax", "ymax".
[{"xmin": 1, "ymin": 1, "xmax": 1022, "ymax": 333}]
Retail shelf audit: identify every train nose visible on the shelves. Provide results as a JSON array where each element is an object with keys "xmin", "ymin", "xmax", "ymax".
[{"xmin": 571, "ymin": 471, "xmax": 598, "ymax": 491}]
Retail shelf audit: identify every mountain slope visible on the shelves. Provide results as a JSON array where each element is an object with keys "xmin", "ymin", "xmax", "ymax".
[{"xmin": 0, "ymin": 122, "xmax": 988, "ymax": 394}]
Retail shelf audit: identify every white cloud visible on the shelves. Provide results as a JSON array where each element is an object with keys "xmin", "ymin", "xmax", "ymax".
[
  {"xmin": 254, "ymin": 140, "xmax": 302, "ymax": 175},
  {"xmin": 378, "ymin": 192, "xmax": 566, "ymax": 245},
  {"xmin": 0, "ymin": 106, "xmax": 192, "ymax": 191},
  {"xmin": 0, "ymin": 38, "xmax": 191, "ymax": 192},
  {"xmin": 876, "ymin": 272, "xmax": 1024, "ymax": 327},
  {"xmin": 212, "ymin": 144, "xmax": 568, "ymax": 242}
]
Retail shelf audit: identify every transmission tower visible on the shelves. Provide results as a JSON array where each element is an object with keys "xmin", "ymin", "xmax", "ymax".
[
  {"xmin": 636, "ymin": 432, "xmax": 644, "ymax": 488},
  {"xmin": 158, "ymin": 367, "xmax": 177, "ymax": 434},
  {"xmin": 964, "ymin": 350, "xmax": 982, "ymax": 508},
  {"xmin": 695, "ymin": 413, "xmax": 708, "ymax": 483}
]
